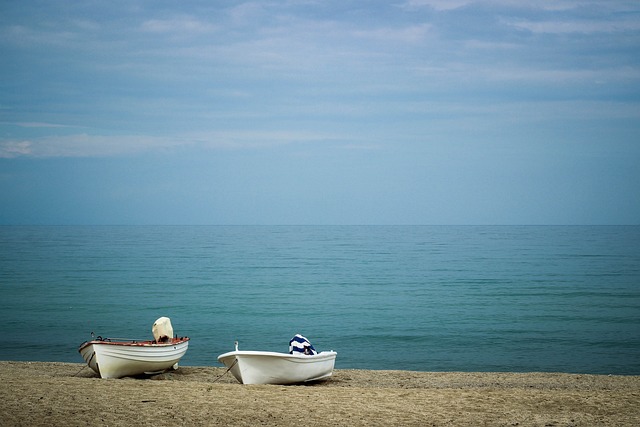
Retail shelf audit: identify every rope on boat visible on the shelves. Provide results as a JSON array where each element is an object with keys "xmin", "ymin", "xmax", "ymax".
[
  {"xmin": 73, "ymin": 364, "xmax": 89, "ymax": 377},
  {"xmin": 92, "ymin": 333, "xmax": 142, "ymax": 342},
  {"xmin": 210, "ymin": 358, "xmax": 238, "ymax": 384},
  {"xmin": 73, "ymin": 352, "xmax": 94, "ymax": 377},
  {"xmin": 98, "ymin": 337, "xmax": 142, "ymax": 342}
]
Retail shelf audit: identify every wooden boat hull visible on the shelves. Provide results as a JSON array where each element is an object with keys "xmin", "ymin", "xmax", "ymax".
[
  {"xmin": 78, "ymin": 338, "xmax": 189, "ymax": 379},
  {"xmin": 217, "ymin": 350, "xmax": 337, "ymax": 385}
]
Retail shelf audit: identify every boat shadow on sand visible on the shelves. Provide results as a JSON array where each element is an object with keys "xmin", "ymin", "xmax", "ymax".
[{"xmin": 76, "ymin": 365, "xmax": 336, "ymax": 386}]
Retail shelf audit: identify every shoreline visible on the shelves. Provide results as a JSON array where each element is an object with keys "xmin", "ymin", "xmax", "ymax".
[{"xmin": 2, "ymin": 361, "xmax": 639, "ymax": 426}]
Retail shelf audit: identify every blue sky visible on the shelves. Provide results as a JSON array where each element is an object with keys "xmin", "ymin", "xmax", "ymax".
[{"xmin": 1, "ymin": 0, "xmax": 639, "ymax": 225}]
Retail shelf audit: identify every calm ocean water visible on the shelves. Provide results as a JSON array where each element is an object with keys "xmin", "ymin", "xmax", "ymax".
[{"xmin": 1, "ymin": 225, "xmax": 639, "ymax": 374}]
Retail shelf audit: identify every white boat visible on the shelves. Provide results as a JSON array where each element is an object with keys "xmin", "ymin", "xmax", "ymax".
[
  {"xmin": 217, "ymin": 341, "xmax": 337, "ymax": 385},
  {"xmin": 79, "ymin": 336, "xmax": 190, "ymax": 379},
  {"xmin": 78, "ymin": 317, "xmax": 189, "ymax": 379}
]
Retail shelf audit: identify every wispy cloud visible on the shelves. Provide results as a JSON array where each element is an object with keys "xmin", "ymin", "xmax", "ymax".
[
  {"xmin": 0, "ymin": 129, "xmax": 348, "ymax": 158},
  {"xmin": 401, "ymin": 0, "xmax": 473, "ymax": 11},
  {"xmin": 402, "ymin": 0, "xmax": 638, "ymax": 12},
  {"xmin": 15, "ymin": 122, "xmax": 77, "ymax": 128},
  {"xmin": 352, "ymin": 24, "xmax": 432, "ymax": 43},
  {"xmin": 0, "ymin": 134, "xmax": 183, "ymax": 158},
  {"xmin": 508, "ymin": 18, "xmax": 640, "ymax": 34},
  {"xmin": 140, "ymin": 16, "xmax": 218, "ymax": 35},
  {"xmin": 0, "ymin": 140, "xmax": 32, "ymax": 158}
]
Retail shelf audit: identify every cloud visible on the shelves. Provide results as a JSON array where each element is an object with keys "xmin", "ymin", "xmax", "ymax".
[
  {"xmin": 450, "ymin": 63, "xmax": 640, "ymax": 85},
  {"xmin": 352, "ymin": 24, "xmax": 432, "ymax": 43},
  {"xmin": 402, "ymin": 0, "xmax": 638, "ymax": 12},
  {"xmin": 0, "ymin": 134, "xmax": 182, "ymax": 158},
  {"xmin": 0, "ymin": 141, "xmax": 32, "ymax": 158},
  {"xmin": 15, "ymin": 122, "xmax": 76, "ymax": 128},
  {"xmin": 0, "ymin": 129, "xmax": 347, "ymax": 159},
  {"xmin": 140, "ymin": 16, "xmax": 218, "ymax": 35},
  {"xmin": 508, "ymin": 19, "xmax": 640, "ymax": 34},
  {"xmin": 401, "ymin": 0, "xmax": 473, "ymax": 10}
]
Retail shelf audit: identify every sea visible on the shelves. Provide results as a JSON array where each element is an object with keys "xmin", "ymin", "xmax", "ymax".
[{"xmin": 1, "ymin": 225, "xmax": 639, "ymax": 375}]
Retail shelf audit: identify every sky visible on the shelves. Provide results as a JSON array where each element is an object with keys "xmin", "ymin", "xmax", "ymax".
[{"xmin": 1, "ymin": 0, "xmax": 639, "ymax": 225}]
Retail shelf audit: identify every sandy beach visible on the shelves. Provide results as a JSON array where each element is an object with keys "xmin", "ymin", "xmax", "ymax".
[{"xmin": 1, "ymin": 361, "xmax": 638, "ymax": 426}]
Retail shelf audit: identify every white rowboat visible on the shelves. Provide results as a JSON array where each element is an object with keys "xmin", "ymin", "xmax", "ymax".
[
  {"xmin": 78, "ymin": 336, "xmax": 190, "ymax": 379},
  {"xmin": 217, "ymin": 343, "xmax": 337, "ymax": 385}
]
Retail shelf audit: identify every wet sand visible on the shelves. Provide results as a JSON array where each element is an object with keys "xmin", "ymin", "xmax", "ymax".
[{"xmin": 1, "ymin": 361, "xmax": 638, "ymax": 426}]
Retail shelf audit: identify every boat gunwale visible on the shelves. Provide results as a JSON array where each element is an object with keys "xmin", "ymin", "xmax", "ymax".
[
  {"xmin": 78, "ymin": 337, "xmax": 190, "ymax": 352},
  {"xmin": 217, "ymin": 350, "xmax": 337, "ymax": 363},
  {"xmin": 219, "ymin": 350, "xmax": 336, "ymax": 357}
]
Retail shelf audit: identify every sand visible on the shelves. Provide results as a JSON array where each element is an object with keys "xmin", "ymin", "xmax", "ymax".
[{"xmin": 1, "ymin": 361, "xmax": 638, "ymax": 426}]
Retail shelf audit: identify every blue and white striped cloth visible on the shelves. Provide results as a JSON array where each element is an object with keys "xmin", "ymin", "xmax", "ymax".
[{"xmin": 289, "ymin": 334, "xmax": 317, "ymax": 355}]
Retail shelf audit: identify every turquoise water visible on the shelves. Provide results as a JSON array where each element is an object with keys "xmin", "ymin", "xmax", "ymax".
[{"xmin": 1, "ymin": 225, "xmax": 639, "ymax": 374}]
